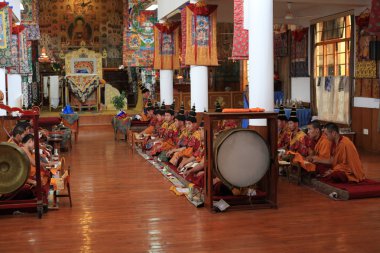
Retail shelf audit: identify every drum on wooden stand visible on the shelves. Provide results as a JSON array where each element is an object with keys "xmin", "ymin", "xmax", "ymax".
[{"xmin": 214, "ymin": 129, "xmax": 270, "ymax": 189}]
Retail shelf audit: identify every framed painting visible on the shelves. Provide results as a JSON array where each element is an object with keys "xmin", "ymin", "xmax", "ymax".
[{"xmin": 71, "ymin": 58, "xmax": 97, "ymax": 74}]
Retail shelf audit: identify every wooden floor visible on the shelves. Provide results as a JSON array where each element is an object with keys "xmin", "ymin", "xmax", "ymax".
[{"xmin": 1, "ymin": 126, "xmax": 380, "ymax": 253}]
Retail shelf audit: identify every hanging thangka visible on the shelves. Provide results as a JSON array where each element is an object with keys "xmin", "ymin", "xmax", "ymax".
[
  {"xmin": 0, "ymin": 3, "xmax": 12, "ymax": 68},
  {"xmin": 231, "ymin": 0, "xmax": 248, "ymax": 60},
  {"xmin": 290, "ymin": 27, "xmax": 308, "ymax": 77},
  {"xmin": 21, "ymin": 0, "xmax": 40, "ymax": 40},
  {"xmin": 153, "ymin": 22, "xmax": 181, "ymax": 70},
  {"xmin": 274, "ymin": 32, "xmax": 288, "ymax": 57},
  {"xmin": 124, "ymin": 0, "xmax": 156, "ymax": 67},
  {"xmin": 183, "ymin": 1, "xmax": 218, "ymax": 66}
]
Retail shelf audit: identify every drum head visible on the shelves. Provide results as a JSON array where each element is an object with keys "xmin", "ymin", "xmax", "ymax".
[
  {"xmin": 214, "ymin": 129, "xmax": 270, "ymax": 188},
  {"xmin": 0, "ymin": 143, "xmax": 30, "ymax": 194}
]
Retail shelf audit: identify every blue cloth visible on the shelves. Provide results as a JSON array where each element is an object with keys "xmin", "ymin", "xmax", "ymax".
[
  {"xmin": 274, "ymin": 91, "xmax": 284, "ymax": 104},
  {"xmin": 274, "ymin": 108, "xmax": 311, "ymax": 127},
  {"xmin": 62, "ymin": 104, "xmax": 74, "ymax": 114},
  {"xmin": 242, "ymin": 93, "xmax": 249, "ymax": 128}
]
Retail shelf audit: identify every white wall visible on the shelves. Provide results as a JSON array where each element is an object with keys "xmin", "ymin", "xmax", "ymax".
[
  {"xmin": 0, "ymin": 68, "xmax": 6, "ymax": 116},
  {"xmin": 291, "ymin": 77, "xmax": 311, "ymax": 102},
  {"xmin": 7, "ymin": 74, "xmax": 23, "ymax": 108},
  {"xmin": 157, "ymin": 0, "xmax": 187, "ymax": 20},
  {"xmin": 354, "ymin": 97, "xmax": 380, "ymax": 109},
  {"xmin": 8, "ymin": 0, "xmax": 21, "ymax": 22}
]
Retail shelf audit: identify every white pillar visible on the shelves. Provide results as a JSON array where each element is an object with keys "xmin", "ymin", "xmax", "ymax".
[
  {"xmin": 160, "ymin": 70, "xmax": 174, "ymax": 104},
  {"xmin": 247, "ymin": 0, "xmax": 274, "ymax": 126},
  {"xmin": 190, "ymin": 65, "xmax": 208, "ymax": 112}
]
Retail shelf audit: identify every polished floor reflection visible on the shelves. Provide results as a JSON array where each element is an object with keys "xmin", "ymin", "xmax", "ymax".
[{"xmin": 1, "ymin": 125, "xmax": 380, "ymax": 253}]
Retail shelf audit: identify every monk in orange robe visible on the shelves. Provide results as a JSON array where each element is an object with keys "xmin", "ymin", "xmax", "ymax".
[
  {"xmin": 168, "ymin": 105, "xmax": 201, "ymax": 166},
  {"xmin": 21, "ymin": 134, "xmax": 51, "ymax": 204},
  {"xmin": 277, "ymin": 105, "xmax": 290, "ymax": 149},
  {"xmin": 314, "ymin": 123, "xmax": 365, "ymax": 183},
  {"xmin": 286, "ymin": 106, "xmax": 309, "ymax": 157},
  {"xmin": 305, "ymin": 120, "xmax": 332, "ymax": 174},
  {"xmin": 7, "ymin": 124, "xmax": 27, "ymax": 146}
]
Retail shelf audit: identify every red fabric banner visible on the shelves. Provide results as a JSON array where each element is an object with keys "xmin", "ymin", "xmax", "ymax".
[{"xmin": 231, "ymin": 0, "xmax": 248, "ymax": 60}]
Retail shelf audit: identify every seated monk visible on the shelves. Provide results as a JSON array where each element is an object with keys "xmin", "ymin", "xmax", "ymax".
[
  {"xmin": 305, "ymin": 120, "xmax": 332, "ymax": 174},
  {"xmin": 277, "ymin": 104, "xmax": 290, "ymax": 149},
  {"xmin": 138, "ymin": 102, "xmax": 161, "ymax": 138},
  {"xmin": 148, "ymin": 102, "xmax": 176, "ymax": 155},
  {"xmin": 286, "ymin": 105, "xmax": 309, "ymax": 157},
  {"xmin": 169, "ymin": 105, "xmax": 201, "ymax": 166},
  {"xmin": 178, "ymin": 118, "xmax": 205, "ymax": 175},
  {"xmin": 8, "ymin": 124, "xmax": 27, "ymax": 146},
  {"xmin": 158, "ymin": 104, "xmax": 188, "ymax": 157},
  {"xmin": 313, "ymin": 123, "xmax": 365, "ymax": 183},
  {"xmin": 21, "ymin": 134, "xmax": 51, "ymax": 205},
  {"xmin": 139, "ymin": 99, "xmax": 154, "ymax": 122}
]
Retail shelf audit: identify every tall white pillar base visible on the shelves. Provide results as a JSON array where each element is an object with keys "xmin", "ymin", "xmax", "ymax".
[
  {"xmin": 247, "ymin": 0, "xmax": 274, "ymax": 126},
  {"xmin": 160, "ymin": 70, "xmax": 174, "ymax": 104},
  {"xmin": 190, "ymin": 65, "xmax": 208, "ymax": 112}
]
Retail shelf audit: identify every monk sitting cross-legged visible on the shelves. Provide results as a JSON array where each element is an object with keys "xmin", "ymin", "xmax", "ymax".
[{"xmin": 313, "ymin": 123, "xmax": 365, "ymax": 183}]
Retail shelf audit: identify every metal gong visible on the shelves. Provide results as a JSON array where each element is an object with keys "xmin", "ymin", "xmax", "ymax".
[
  {"xmin": 214, "ymin": 129, "xmax": 270, "ymax": 189},
  {"xmin": 0, "ymin": 143, "xmax": 30, "ymax": 194}
]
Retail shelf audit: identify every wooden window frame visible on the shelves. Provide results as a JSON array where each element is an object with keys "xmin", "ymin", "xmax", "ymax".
[{"xmin": 314, "ymin": 16, "xmax": 351, "ymax": 77}]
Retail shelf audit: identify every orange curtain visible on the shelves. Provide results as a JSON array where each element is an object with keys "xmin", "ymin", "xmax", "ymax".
[
  {"xmin": 184, "ymin": 4, "xmax": 218, "ymax": 66},
  {"xmin": 153, "ymin": 22, "xmax": 181, "ymax": 70}
]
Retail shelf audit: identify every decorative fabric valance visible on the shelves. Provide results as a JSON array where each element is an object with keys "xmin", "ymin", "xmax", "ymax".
[
  {"xmin": 182, "ymin": 3, "xmax": 218, "ymax": 66},
  {"xmin": 66, "ymin": 75, "xmax": 99, "ymax": 103},
  {"xmin": 231, "ymin": 0, "xmax": 248, "ymax": 60},
  {"xmin": 153, "ymin": 22, "xmax": 181, "ymax": 70}
]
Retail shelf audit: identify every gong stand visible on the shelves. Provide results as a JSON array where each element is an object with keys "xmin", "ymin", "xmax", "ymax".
[
  {"xmin": 0, "ymin": 104, "xmax": 44, "ymax": 218},
  {"xmin": 203, "ymin": 112, "xmax": 278, "ymax": 212}
]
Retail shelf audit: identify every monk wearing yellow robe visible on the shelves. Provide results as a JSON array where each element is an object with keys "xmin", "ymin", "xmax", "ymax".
[
  {"xmin": 314, "ymin": 123, "xmax": 365, "ymax": 183},
  {"xmin": 286, "ymin": 106, "xmax": 309, "ymax": 157}
]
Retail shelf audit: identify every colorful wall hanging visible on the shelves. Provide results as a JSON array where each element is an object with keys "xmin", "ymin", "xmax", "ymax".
[
  {"xmin": 0, "ymin": 4, "xmax": 12, "ymax": 68},
  {"xmin": 355, "ymin": 61, "xmax": 377, "ymax": 79},
  {"xmin": 123, "ymin": 0, "xmax": 157, "ymax": 67},
  {"xmin": 153, "ymin": 22, "xmax": 181, "ymax": 70},
  {"xmin": 183, "ymin": 2, "xmax": 218, "ymax": 66},
  {"xmin": 21, "ymin": 0, "xmax": 40, "ymax": 40},
  {"xmin": 274, "ymin": 32, "xmax": 288, "ymax": 57},
  {"xmin": 231, "ymin": 0, "xmax": 248, "ymax": 60},
  {"xmin": 38, "ymin": 0, "xmax": 123, "ymax": 67},
  {"xmin": 290, "ymin": 28, "xmax": 308, "ymax": 77}
]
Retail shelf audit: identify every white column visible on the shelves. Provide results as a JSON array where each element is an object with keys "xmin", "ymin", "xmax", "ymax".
[
  {"xmin": 247, "ymin": 0, "xmax": 274, "ymax": 126},
  {"xmin": 160, "ymin": 70, "xmax": 174, "ymax": 104},
  {"xmin": 190, "ymin": 65, "xmax": 208, "ymax": 112}
]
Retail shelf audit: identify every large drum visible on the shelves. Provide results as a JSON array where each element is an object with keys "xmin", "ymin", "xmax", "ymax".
[
  {"xmin": 0, "ymin": 143, "xmax": 30, "ymax": 194},
  {"xmin": 214, "ymin": 129, "xmax": 270, "ymax": 189}
]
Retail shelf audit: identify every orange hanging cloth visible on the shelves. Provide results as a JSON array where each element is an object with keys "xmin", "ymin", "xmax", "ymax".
[
  {"xmin": 153, "ymin": 22, "xmax": 181, "ymax": 70},
  {"xmin": 184, "ymin": 3, "xmax": 218, "ymax": 66}
]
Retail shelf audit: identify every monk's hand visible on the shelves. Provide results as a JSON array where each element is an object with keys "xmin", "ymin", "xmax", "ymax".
[
  {"xmin": 178, "ymin": 161, "xmax": 186, "ymax": 169},
  {"xmin": 306, "ymin": 156, "xmax": 313, "ymax": 162}
]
